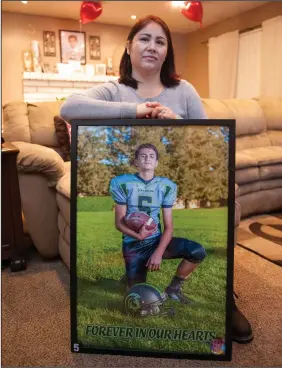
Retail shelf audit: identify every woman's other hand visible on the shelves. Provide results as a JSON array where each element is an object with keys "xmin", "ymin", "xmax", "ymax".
[{"xmin": 145, "ymin": 102, "xmax": 177, "ymax": 119}]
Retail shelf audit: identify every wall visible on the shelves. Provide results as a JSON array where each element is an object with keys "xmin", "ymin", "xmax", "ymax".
[
  {"xmin": 185, "ymin": 1, "xmax": 282, "ymax": 97},
  {"xmin": 2, "ymin": 11, "xmax": 187, "ymax": 105}
]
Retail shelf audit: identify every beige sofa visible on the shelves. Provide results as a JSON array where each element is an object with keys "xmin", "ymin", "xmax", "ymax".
[
  {"xmin": 2, "ymin": 100, "xmax": 70, "ymax": 268},
  {"xmin": 202, "ymin": 98, "xmax": 282, "ymax": 218},
  {"xmin": 2, "ymin": 98, "xmax": 282, "ymax": 268}
]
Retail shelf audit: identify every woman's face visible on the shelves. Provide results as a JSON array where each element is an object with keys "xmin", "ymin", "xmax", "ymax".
[{"xmin": 127, "ymin": 21, "xmax": 168, "ymax": 74}]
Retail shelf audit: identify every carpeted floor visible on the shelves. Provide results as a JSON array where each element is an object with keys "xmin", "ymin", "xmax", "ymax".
[
  {"xmin": 2, "ymin": 244, "xmax": 282, "ymax": 367},
  {"xmin": 237, "ymin": 213, "xmax": 282, "ymax": 266}
]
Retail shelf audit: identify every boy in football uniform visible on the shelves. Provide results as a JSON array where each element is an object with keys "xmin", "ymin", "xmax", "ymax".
[{"xmin": 109, "ymin": 143, "xmax": 207, "ymax": 304}]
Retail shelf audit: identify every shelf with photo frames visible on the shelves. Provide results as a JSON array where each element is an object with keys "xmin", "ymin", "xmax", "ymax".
[
  {"xmin": 23, "ymin": 71, "xmax": 119, "ymax": 83},
  {"xmin": 22, "ymin": 72, "xmax": 119, "ymax": 102}
]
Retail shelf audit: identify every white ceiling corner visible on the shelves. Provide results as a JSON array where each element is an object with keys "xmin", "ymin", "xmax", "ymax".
[{"xmin": 2, "ymin": 1, "xmax": 270, "ymax": 34}]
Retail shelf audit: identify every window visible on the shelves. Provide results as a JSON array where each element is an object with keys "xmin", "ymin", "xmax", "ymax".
[{"xmin": 235, "ymin": 28, "xmax": 262, "ymax": 99}]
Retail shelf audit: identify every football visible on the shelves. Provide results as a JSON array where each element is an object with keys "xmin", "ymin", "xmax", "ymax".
[{"xmin": 125, "ymin": 212, "xmax": 157, "ymax": 233}]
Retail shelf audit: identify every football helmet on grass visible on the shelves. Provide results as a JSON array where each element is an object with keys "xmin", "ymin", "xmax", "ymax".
[{"xmin": 124, "ymin": 283, "xmax": 174, "ymax": 317}]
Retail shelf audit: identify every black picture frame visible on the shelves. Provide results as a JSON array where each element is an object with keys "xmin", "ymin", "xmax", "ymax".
[
  {"xmin": 70, "ymin": 119, "xmax": 235, "ymax": 361},
  {"xmin": 89, "ymin": 35, "xmax": 101, "ymax": 60},
  {"xmin": 43, "ymin": 30, "xmax": 56, "ymax": 57},
  {"xmin": 59, "ymin": 29, "xmax": 86, "ymax": 65}
]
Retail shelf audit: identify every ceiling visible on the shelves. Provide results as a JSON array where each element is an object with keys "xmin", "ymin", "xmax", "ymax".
[{"xmin": 2, "ymin": 1, "xmax": 269, "ymax": 33}]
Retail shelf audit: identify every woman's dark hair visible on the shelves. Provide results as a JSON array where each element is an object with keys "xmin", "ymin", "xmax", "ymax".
[{"xmin": 119, "ymin": 15, "xmax": 181, "ymax": 89}]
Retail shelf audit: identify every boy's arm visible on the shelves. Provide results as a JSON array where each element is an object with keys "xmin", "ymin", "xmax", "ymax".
[
  {"xmin": 146, "ymin": 208, "xmax": 174, "ymax": 272},
  {"xmin": 115, "ymin": 204, "xmax": 143, "ymax": 241},
  {"xmin": 155, "ymin": 208, "xmax": 174, "ymax": 255}
]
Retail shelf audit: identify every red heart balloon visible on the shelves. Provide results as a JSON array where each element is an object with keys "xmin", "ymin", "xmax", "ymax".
[
  {"xmin": 181, "ymin": 1, "xmax": 203, "ymax": 27},
  {"xmin": 80, "ymin": 1, "xmax": 102, "ymax": 25}
]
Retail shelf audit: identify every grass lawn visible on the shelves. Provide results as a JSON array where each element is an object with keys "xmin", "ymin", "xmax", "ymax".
[{"xmin": 75, "ymin": 198, "xmax": 228, "ymax": 356}]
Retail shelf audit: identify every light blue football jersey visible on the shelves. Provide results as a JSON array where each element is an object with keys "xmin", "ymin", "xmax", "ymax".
[{"xmin": 109, "ymin": 173, "xmax": 177, "ymax": 244}]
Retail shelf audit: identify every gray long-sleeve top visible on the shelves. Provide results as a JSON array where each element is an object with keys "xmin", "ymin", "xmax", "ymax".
[{"xmin": 60, "ymin": 79, "xmax": 207, "ymax": 121}]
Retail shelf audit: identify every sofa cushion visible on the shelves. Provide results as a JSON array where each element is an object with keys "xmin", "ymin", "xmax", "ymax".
[
  {"xmin": 13, "ymin": 141, "xmax": 66, "ymax": 187},
  {"xmin": 256, "ymin": 98, "xmax": 282, "ymax": 131},
  {"xmin": 54, "ymin": 116, "xmax": 71, "ymax": 161},
  {"xmin": 202, "ymin": 98, "xmax": 267, "ymax": 137},
  {"xmin": 235, "ymin": 183, "xmax": 240, "ymax": 198},
  {"xmin": 27, "ymin": 101, "xmax": 64, "ymax": 147},
  {"xmin": 65, "ymin": 161, "xmax": 71, "ymax": 173},
  {"xmin": 18, "ymin": 172, "xmax": 59, "ymax": 258},
  {"xmin": 239, "ymin": 179, "xmax": 282, "ymax": 196},
  {"xmin": 236, "ymin": 146, "xmax": 282, "ymax": 169},
  {"xmin": 236, "ymin": 152, "xmax": 258, "ymax": 169},
  {"xmin": 267, "ymin": 131, "xmax": 282, "ymax": 146},
  {"xmin": 236, "ymin": 167, "xmax": 259, "ymax": 185},
  {"xmin": 235, "ymin": 201, "xmax": 241, "ymax": 227},
  {"xmin": 52, "ymin": 146, "xmax": 65, "ymax": 160},
  {"xmin": 59, "ymin": 234, "xmax": 70, "ymax": 270},
  {"xmin": 238, "ymin": 188, "xmax": 282, "ymax": 219},
  {"xmin": 201, "ymin": 99, "xmax": 234, "ymax": 119},
  {"xmin": 239, "ymin": 181, "xmax": 261, "ymax": 196},
  {"xmin": 57, "ymin": 193, "xmax": 70, "ymax": 227},
  {"xmin": 2, "ymin": 101, "xmax": 31, "ymax": 143},
  {"xmin": 260, "ymin": 164, "xmax": 282, "ymax": 180},
  {"xmin": 236, "ymin": 163, "xmax": 282, "ymax": 185},
  {"xmin": 56, "ymin": 162, "xmax": 70, "ymax": 199},
  {"xmin": 236, "ymin": 132, "xmax": 271, "ymax": 151},
  {"xmin": 58, "ymin": 211, "xmax": 70, "ymax": 244}
]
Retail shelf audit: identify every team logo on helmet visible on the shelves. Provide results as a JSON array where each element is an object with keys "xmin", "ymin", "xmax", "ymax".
[{"xmin": 124, "ymin": 292, "xmax": 142, "ymax": 313}]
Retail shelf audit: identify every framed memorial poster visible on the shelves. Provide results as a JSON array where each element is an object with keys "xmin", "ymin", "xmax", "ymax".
[{"xmin": 70, "ymin": 119, "xmax": 235, "ymax": 361}]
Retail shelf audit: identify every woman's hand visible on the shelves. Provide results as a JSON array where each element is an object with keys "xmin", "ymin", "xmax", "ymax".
[
  {"xmin": 146, "ymin": 250, "xmax": 163, "ymax": 271},
  {"xmin": 146, "ymin": 102, "xmax": 177, "ymax": 119},
  {"xmin": 136, "ymin": 103, "xmax": 156, "ymax": 119}
]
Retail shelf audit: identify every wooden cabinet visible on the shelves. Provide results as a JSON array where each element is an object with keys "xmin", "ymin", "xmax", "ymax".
[{"xmin": 2, "ymin": 142, "xmax": 27, "ymax": 271}]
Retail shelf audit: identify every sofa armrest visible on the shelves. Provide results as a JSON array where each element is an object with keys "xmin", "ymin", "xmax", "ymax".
[
  {"xmin": 235, "ymin": 183, "xmax": 240, "ymax": 198},
  {"xmin": 56, "ymin": 168, "xmax": 70, "ymax": 199},
  {"xmin": 235, "ymin": 183, "xmax": 241, "ymax": 229},
  {"xmin": 12, "ymin": 141, "xmax": 66, "ymax": 187}
]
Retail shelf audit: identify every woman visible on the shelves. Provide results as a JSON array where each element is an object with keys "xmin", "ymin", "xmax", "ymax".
[
  {"xmin": 61, "ymin": 15, "xmax": 253, "ymax": 345},
  {"xmin": 60, "ymin": 15, "xmax": 207, "ymax": 121}
]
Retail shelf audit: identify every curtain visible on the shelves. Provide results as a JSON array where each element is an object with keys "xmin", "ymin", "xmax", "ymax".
[
  {"xmin": 235, "ymin": 28, "xmax": 262, "ymax": 99},
  {"xmin": 208, "ymin": 30, "xmax": 239, "ymax": 98},
  {"xmin": 261, "ymin": 16, "xmax": 282, "ymax": 97}
]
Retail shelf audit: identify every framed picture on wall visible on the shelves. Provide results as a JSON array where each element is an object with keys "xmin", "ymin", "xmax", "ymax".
[
  {"xmin": 95, "ymin": 64, "xmax": 106, "ymax": 76},
  {"xmin": 89, "ymin": 35, "xmax": 101, "ymax": 60},
  {"xmin": 59, "ymin": 29, "xmax": 86, "ymax": 65},
  {"xmin": 43, "ymin": 31, "xmax": 56, "ymax": 57},
  {"xmin": 70, "ymin": 118, "xmax": 236, "ymax": 361}
]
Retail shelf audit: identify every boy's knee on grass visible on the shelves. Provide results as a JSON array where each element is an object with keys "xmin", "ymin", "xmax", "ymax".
[{"xmin": 183, "ymin": 241, "xmax": 207, "ymax": 263}]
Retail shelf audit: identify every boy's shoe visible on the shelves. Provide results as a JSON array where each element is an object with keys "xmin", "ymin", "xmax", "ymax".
[{"xmin": 165, "ymin": 286, "xmax": 192, "ymax": 304}]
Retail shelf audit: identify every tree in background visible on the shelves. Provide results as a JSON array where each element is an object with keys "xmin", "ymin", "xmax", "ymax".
[
  {"xmin": 77, "ymin": 126, "xmax": 229, "ymax": 207},
  {"xmin": 77, "ymin": 127, "xmax": 113, "ymax": 196},
  {"xmin": 166, "ymin": 126, "xmax": 228, "ymax": 207}
]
